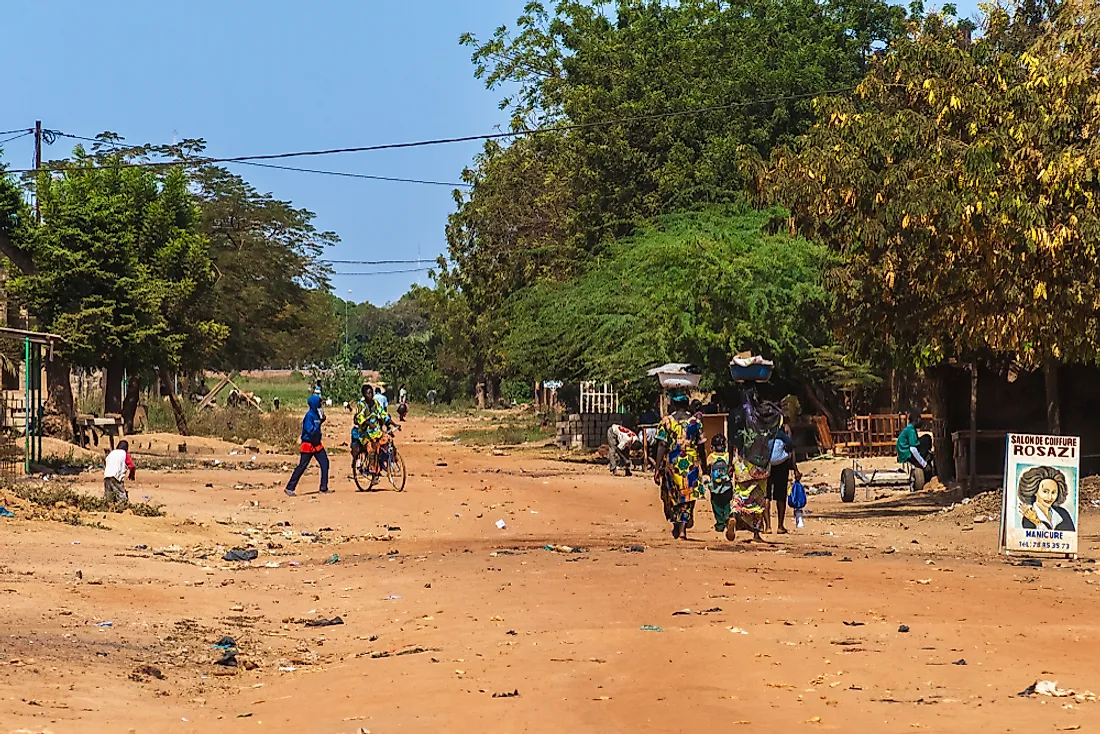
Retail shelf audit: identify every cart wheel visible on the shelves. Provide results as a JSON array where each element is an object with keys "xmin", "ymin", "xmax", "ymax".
[
  {"xmin": 910, "ymin": 466, "xmax": 926, "ymax": 492},
  {"xmin": 840, "ymin": 468, "xmax": 856, "ymax": 503}
]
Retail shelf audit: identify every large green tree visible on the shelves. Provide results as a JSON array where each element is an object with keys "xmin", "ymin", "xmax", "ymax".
[
  {"xmin": 12, "ymin": 148, "xmax": 225, "ymax": 433},
  {"xmin": 192, "ymin": 165, "xmax": 338, "ymax": 370},
  {"xmin": 766, "ymin": 1, "xmax": 1098, "ymax": 432},
  {"xmin": 440, "ymin": 0, "xmax": 907, "ymax": 394}
]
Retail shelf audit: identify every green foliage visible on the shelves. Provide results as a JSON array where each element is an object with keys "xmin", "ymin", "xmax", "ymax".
[
  {"xmin": 806, "ymin": 345, "xmax": 883, "ymax": 394},
  {"xmin": 310, "ymin": 345, "xmax": 364, "ymax": 405},
  {"xmin": 768, "ymin": 1, "xmax": 1099, "ymax": 369},
  {"xmin": 440, "ymin": 0, "xmax": 908, "ymax": 388},
  {"xmin": 12, "ymin": 151, "xmax": 225, "ymax": 377},
  {"xmin": 502, "ymin": 205, "xmax": 833, "ymax": 395},
  {"xmin": 192, "ymin": 165, "xmax": 339, "ymax": 369}
]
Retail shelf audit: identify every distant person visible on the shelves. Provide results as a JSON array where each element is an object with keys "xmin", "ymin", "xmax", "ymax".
[
  {"xmin": 896, "ymin": 410, "xmax": 931, "ymax": 477},
  {"xmin": 272, "ymin": 396, "xmax": 281, "ymax": 411},
  {"xmin": 103, "ymin": 440, "xmax": 135, "ymax": 504},
  {"xmin": 607, "ymin": 424, "xmax": 641, "ymax": 477},
  {"xmin": 373, "ymin": 385, "xmax": 389, "ymax": 414},
  {"xmin": 285, "ymin": 394, "xmax": 330, "ymax": 496},
  {"xmin": 398, "ymin": 385, "xmax": 408, "ymax": 405},
  {"xmin": 766, "ymin": 422, "xmax": 799, "ymax": 534},
  {"xmin": 426, "ymin": 389, "xmax": 438, "ymax": 408}
]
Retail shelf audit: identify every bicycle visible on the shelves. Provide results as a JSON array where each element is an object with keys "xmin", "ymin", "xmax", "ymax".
[{"xmin": 352, "ymin": 430, "xmax": 406, "ymax": 492}]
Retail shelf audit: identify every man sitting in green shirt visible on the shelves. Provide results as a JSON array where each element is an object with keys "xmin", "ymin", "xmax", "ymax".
[{"xmin": 897, "ymin": 410, "xmax": 929, "ymax": 472}]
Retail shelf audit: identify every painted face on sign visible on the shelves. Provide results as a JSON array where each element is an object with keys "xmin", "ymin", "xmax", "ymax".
[{"xmin": 1036, "ymin": 479, "xmax": 1060, "ymax": 514}]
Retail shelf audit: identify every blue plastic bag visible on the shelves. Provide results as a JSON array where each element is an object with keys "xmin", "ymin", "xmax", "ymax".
[{"xmin": 787, "ymin": 480, "xmax": 807, "ymax": 509}]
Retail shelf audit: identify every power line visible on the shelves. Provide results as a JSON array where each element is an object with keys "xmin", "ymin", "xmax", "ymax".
[
  {"xmin": 333, "ymin": 267, "xmax": 434, "ymax": 276},
  {"xmin": 0, "ymin": 131, "xmax": 33, "ymax": 147},
  {"xmin": 233, "ymin": 160, "xmax": 469, "ymax": 188},
  {"xmin": 47, "ymin": 131, "xmax": 471, "ymax": 188},
  {"xmin": 3, "ymin": 87, "xmax": 855, "ymax": 174},
  {"xmin": 324, "ymin": 259, "xmax": 444, "ymax": 265},
  {"xmin": 0, "ymin": 128, "xmax": 32, "ymax": 137}
]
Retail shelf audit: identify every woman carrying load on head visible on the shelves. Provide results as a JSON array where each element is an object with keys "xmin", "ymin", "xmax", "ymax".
[{"xmin": 653, "ymin": 390, "xmax": 708, "ymax": 540}]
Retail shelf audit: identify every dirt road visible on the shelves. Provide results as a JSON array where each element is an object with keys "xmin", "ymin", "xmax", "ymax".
[{"xmin": 1, "ymin": 411, "xmax": 1097, "ymax": 733}]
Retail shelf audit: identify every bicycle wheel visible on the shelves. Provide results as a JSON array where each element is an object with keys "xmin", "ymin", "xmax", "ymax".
[
  {"xmin": 352, "ymin": 449, "xmax": 373, "ymax": 491},
  {"xmin": 386, "ymin": 445, "xmax": 407, "ymax": 492}
]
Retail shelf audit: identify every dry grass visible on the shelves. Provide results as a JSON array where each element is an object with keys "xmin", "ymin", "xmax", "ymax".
[{"xmin": 11, "ymin": 481, "xmax": 165, "ymax": 517}]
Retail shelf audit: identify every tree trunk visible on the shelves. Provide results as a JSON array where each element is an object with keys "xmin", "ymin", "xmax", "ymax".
[
  {"xmin": 925, "ymin": 365, "xmax": 954, "ymax": 482},
  {"xmin": 122, "ymin": 374, "xmax": 143, "ymax": 434},
  {"xmin": 969, "ymin": 363, "xmax": 978, "ymax": 497},
  {"xmin": 158, "ymin": 361, "xmax": 189, "ymax": 435},
  {"xmin": 1044, "ymin": 358, "xmax": 1061, "ymax": 435},
  {"xmin": 104, "ymin": 361, "xmax": 124, "ymax": 415},
  {"xmin": 42, "ymin": 357, "xmax": 75, "ymax": 441}
]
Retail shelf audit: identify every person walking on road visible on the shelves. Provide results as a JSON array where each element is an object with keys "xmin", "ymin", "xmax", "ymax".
[
  {"xmin": 653, "ymin": 391, "xmax": 708, "ymax": 540},
  {"xmin": 285, "ymin": 393, "xmax": 330, "ymax": 496},
  {"xmin": 766, "ymin": 422, "xmax": 799, "ymax": 534},
  {"xmin": 607, "ymin": 423, "xmax": 640, "ymax": 476}
]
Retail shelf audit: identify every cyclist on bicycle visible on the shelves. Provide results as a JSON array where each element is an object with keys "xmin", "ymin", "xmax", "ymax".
[{"xmin": 351, "ymin": 384, "xmax": 400, "ymax": 482}]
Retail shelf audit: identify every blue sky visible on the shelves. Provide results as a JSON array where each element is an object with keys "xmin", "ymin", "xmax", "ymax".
[{"xmin": 1, "ymin": 0, "xmax": 982, "ymax": 306}]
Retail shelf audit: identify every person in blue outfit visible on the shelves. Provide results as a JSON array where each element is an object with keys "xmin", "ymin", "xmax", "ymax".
[{"xmin": 285, "ymin": 393, "xmax": 330, "ymax": 496}]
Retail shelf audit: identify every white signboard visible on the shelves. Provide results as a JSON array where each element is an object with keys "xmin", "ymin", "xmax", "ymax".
[{"xmin": 1001, "ymin": 433, "xmax": 1080, "ymax": 556}]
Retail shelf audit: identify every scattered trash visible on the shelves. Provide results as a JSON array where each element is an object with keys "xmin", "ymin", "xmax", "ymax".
[
  {"xmin": 237, "ymin": 713, "xmax": 253, "ymax": 718},
  {"xmin": 97, "ymin": 621, "xmax": 113, "ymax": 627},
  {"xmin": 215, "ymin": 650, "xmax": 238, "ymax": 666},
  {"xmin": 544, "ymin": 544, "xmax": 585, "ymax": 554},
  {"xmin": 223, "ymin": 548, "xmax": 259, "ymax": 562},
  {"xmin": 358, "ymin": 645, "xmax": 438, "ymax": 659},
  {"xmin": 728, "ymin": 627, "xmax": 749, "ymax": 635},
  {"xmin": 134, "ymin": 544, "xmax": 148, "ymax": 550},
  {"xmin": 953, "ymin": 659, "xmax": 967, "ymax": 665},
  {"xmin": 493, "ymin": 689, "xmax": 520, "ymax": 698},
  {"xmin": 264, "ymin": 561, "xmax": 281, "ymax": 568},
  {"xmin": 627, "ymin": 545, "xmax": 645, "ymax": 553},
  {"xmin": 387, "ymin": 525, "xmax": 402, "ymax": 531},
  {"xmin": 805, "ymin": 551, "xmax": 832, "ymax": 557},
  {"xmin": 0, "ymin": 506, "xmax": 14, "ymax": 518},
  {"xmin": 897, "ymin": 624, "xmax": 910, "ymax": 633},
  {"xmin": 639, "ymin": 625, "xmax": 663, "ymax": 632},
  {"xmin": 304, "ymin": 616, "xmax": 344, "ymax": 627},
  {"xmin": 324, "ymin": 554, "xmax": 340, "ymax": 565},
  {"xmin": 960, "ymin": 497, "xmax": 972, "ymax": 505},
  {"xmin": 840, "ymin": 557, "xmax": 853, "ymax": 562},
  {"xmin": 1018, "ymin": 558, "xmax": 1043, "ymax": 568},
  {"xmin": 133, "ymin": 664, "xmax": 166, "ymax": 680},
  {"xmin": 843, "ymin": 621, "xmax": 865, "ymax": 627},
  {"xmin": 385, "ymin": 595, "xmax": 403, "ymax": 600},
  {"xmin": 495, "ymin": 519, "xmax": 507, "ymax": 530},
  {"xmin": 213, "ymin": 636, "xmax": 237, "ymax": 650},
  {"xmin": 672, "ymin": 609, "xmax": 692, "ymax": 616}
]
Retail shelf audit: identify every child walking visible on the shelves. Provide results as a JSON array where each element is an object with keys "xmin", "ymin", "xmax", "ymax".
[
  {"xmin": 707, "ymin": 434, "xmax": 736, "ymax": 540},
  {"xmin": 103, "ymin": 440, "xmax": 135, "ymax": 504}
]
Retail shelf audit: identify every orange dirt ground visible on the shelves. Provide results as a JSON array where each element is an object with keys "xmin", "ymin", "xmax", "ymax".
[{"xmin": 0, "ymin": 410, "xmax": 1098, "ymax": 733}]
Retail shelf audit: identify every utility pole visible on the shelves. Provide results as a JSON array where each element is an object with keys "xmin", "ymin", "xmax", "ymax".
[{"xmin": 33, "ymin": 121, "xmax": 42, "ymax": 222}]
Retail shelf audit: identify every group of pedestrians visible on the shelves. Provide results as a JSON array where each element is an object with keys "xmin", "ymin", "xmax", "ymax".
[{"xmin": 649, "ymin": 390, "xmax": 802, "ymax": 542}]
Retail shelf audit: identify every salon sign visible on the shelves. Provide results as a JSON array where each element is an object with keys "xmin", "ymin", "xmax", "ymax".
[{"xmin": 1001, "ymin": 433, "xmax": 1080, "ymax": 556}]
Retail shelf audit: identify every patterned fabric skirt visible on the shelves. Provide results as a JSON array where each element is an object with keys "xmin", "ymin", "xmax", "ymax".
[{"xmin": 733, "ymin": 479, "xmax": 766, "ymax": 532}]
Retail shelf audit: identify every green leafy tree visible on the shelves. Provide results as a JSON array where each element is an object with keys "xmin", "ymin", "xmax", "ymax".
[
  {"xmin": 192, "ymin": 166, "xmax": 338, "ymax": 369},
  {"xmin": 440, "ymin": 0, "xmax": 908, "ymax": 396},
  {"xmin": 12, "ymin": 147, "xmax": 225, "ymax": 433},
  {"xmin": 502, "ymin": 205, "xmax": 833, "ymax": 408},
  {"xmin": 766, "ymin": 1, "xmax": 1090, "ymax": 431}
]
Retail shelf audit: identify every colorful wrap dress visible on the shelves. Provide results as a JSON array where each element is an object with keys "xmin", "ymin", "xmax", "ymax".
[
  {"xmin": 656, "ymin": 414, "xmax": 707, "ymax": 525},
  {"xmin": 730, "ymin": 452, "xmax": 767, "ymax": 533}
]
